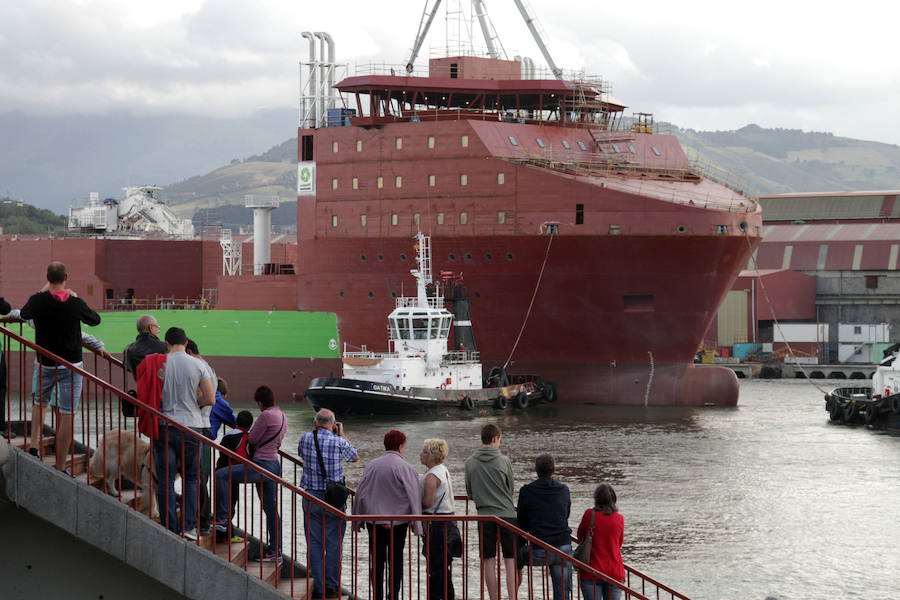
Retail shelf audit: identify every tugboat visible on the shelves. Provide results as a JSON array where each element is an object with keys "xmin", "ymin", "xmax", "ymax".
[
  {"xmin": 304, "ymin": 233, "xmax": 554, "ymax": 415},
  {"xmin": 825, "ymin": 343, "xmax": 900, "ymax": 431}
]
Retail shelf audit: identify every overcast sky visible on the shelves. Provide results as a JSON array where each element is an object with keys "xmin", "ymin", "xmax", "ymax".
[{"xmin": 3, "ymin": 0, "xmax": 899, "ymax": 145}]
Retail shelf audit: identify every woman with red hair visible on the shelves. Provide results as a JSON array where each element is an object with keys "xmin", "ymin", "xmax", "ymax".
[{"xmin": 354, "ymin": 430, "xmax": 423, "ymax": 600}]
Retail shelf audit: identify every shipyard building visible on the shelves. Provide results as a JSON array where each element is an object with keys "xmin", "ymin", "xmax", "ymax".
[{"xmin": 710, "ymin": 190, "xmax": 900, "ymax": 364}]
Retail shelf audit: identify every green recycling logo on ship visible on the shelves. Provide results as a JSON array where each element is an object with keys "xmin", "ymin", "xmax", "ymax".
[{"xmin": 297, "ymin": 162, "xmax": 316, "ymax": 194}]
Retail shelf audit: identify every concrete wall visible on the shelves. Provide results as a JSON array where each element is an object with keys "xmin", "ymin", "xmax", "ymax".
[{"xmin": 0, "ymin": 442, "xmax": 287, "ymax": 600}]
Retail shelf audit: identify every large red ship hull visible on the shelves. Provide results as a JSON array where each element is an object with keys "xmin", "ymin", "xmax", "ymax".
[{"xmin": 291, "ymin": 233, "xmax": 756, "ymax": 406}]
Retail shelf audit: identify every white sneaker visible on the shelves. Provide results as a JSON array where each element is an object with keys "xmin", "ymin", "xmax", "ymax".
[{"xmin": 183, "ymin": 528, "xmax": 199, "ymax": 541}]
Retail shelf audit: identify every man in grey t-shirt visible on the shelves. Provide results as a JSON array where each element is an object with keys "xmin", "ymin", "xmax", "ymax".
[{"xmin": 153, "ymin": 327, "xmax": 214, "ymax": 538}]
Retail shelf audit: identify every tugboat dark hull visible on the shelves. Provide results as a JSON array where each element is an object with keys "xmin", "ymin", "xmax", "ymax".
[
  {"xmin": 825, "ymin": 387, "xmax": 900, "ymax": 432},
  {"xmin": 305, "ymin": 377, "xmax": 549, "ymax": 415}
]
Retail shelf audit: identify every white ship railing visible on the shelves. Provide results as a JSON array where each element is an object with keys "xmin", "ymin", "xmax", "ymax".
[
  {"xmin": 395, "ymin": 296, "xmax": 445, "ymax": 309},
  {"xmin": 343, "ymin": 350, "xmax": 400, "ymax": 359},
  {"xmin": 442, "ymin": 351, "xmax": 480, "ymax": 364}
]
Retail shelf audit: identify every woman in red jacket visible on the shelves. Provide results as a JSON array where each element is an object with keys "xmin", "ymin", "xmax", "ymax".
[{"xmin": 576, "ymin": 484, "xmax": 624, "ymax": 600}]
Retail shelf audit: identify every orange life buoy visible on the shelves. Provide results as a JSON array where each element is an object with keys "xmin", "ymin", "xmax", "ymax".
[{"xmin": 440, "ymin": 383, "xmax": 447, "ymax": 390}]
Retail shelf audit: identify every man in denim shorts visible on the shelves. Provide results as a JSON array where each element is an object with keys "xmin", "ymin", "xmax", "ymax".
[
  {"xmin": 21, "ymin": 262, "xmax": 101, "ymax": 473},
  {"xmin": 465, "ymin": 423, "xmax": 522, "ymax": 600}
]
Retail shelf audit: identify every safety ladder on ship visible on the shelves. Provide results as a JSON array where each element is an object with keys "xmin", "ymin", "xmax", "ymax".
[{"xmin": 0, "ymin": 318, "xmax": 693, "ymax": 600}]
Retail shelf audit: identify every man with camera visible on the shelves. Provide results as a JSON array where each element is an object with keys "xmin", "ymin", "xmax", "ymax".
[{"xmin": 298, "ymin": 409, "xmax": 359, "ymax": 600}]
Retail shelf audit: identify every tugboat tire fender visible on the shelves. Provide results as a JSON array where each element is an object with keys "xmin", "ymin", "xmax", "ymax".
[
  {"xmin": 864, "ymin": 402, "xmax": 879, "ymax": 425},
  {"xmin": 461, "ymin": 396, "xmax": 474, "ymax": 411},
  {"xmin": 495, "ymin": 396, "xmax": 508, "ymax": 410},
  {"xmin": 842, "ymin": 402, "xmax": 857, "ymax": 422},
  {"xmin": 514, "ymin": 391, "xmax": 529, "ymax": 409},
  {"xmin": 829, "ymin": 400, "xmax": 843, "ymax": 422},
  {"xmin": 543, "ymin": 382, "xmax": 557, "ymax": 404},
  {"xmin": 892, "ymin": 396, "xmax": 900, "ymax": 414}
]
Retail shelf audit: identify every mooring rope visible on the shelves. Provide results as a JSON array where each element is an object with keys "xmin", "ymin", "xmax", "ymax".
[
  {"xmin": 644, "ymin": 351, "xmax": 654, "ymax": 407},
  {"xmin": 743, "ymin": 233, "xmax": 830, "ymax": 394},
  {"xmin": 503, "ymin": 232, "xmax": 554, "ymax": 370}
]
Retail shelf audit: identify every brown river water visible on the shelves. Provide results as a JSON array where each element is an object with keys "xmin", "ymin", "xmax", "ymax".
[{"xmin": 271, "ymin": 378, "xmax": 899, "ymax": 600}]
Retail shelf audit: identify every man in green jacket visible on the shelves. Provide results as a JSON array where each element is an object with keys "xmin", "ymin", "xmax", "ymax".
[{"xmin": 465, "ymin": 423, "xmax": 521, "ymax": 600}]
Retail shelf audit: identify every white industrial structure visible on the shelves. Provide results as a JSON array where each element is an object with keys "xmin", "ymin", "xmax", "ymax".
[
  {"xmin": 299, "ymin": 32, "xmax": 345, "ymax": 129},
  {"xmin": 68, "ymin": 186, "xmax": 194, "ymax": 238},
  {"xmin": 219, "ymin": 229, "xmax": 242, "ymax": 276},
  {"xmin": 245, "ymin": 195, "xmax": 280, "ymax": 275}
]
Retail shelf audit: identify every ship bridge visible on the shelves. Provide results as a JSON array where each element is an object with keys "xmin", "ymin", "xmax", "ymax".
[{"xmin": 335, "ymin": 56, "xmax": 625, "ymax": 129}]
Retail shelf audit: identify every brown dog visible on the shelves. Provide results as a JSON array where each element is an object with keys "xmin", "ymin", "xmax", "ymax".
[{"xmin": 89, "ymin": 429, "xmax": 157, "ymax": 517}]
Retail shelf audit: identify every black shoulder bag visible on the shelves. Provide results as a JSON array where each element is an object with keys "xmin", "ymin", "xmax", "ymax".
[
  {"xmin": 246, "ymin": 414, "xmax": 286, "ymax": 461},
  {"xmin": 313, "ymin": 429, "xmax": 351, "ymax": 509}
]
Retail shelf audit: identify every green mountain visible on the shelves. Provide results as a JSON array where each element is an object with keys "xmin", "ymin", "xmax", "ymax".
[
  {"xmin": 160, "ymin": 124, "xmax": 900, "ymax": 228},
  {"xmin": 0, "ymin": 199, "xmax": 67, "ymax": 234}
]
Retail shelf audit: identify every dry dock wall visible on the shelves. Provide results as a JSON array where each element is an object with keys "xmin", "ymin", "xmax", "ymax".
[{"xmin": 0, "ymin": 441, "xmax": 288, "ymax": 600}]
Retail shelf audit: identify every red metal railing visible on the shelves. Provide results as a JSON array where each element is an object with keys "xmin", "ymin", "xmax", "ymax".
[{"xmin": 0, "ymin": 320, "xmax": 690, "ymax": 599}]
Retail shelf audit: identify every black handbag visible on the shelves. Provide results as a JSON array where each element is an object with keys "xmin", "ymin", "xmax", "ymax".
[
  {"xmin": 423, "ymin": 489, "xmax": 462, "ymax": 558},
  {"xmin": 313, "ymin": 429, "xmax": 350, "ymax": 509}
]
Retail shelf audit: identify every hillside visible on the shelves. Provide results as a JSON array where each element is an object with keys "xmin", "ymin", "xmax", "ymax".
[
  {"xmin": 0, "ymin": 199, "xmax": 67, "ymax": 234},
  {"xmin": 673, "ymin": 124, "xmax": 900, "ymax": 195},
  {"xmin": 159, "ymin": 124, "xmax": 900, "ymax": 228}
]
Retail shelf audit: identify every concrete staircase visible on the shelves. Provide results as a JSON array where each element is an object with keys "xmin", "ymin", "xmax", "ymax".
[{"xmin": 2, "ymin": 427, "xmax": 316, "ymax": 600}]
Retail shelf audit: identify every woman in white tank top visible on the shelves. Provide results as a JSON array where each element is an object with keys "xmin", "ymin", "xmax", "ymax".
[{"xmin": 420, "ymin": 439, "xmax": 457, "ymax": 600}]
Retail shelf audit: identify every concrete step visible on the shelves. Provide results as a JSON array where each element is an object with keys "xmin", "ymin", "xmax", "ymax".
[
  {"xmin": 40, "ymin": 452, "xmax": 89, "ymax": 475},
  {"xmin": 211, "ymin": 539, "xmax": 249, "ymax": 567},
  {"xmin": 12, "ymin": 435, "xmax": 56, "ymax": 455},
  {"xmin": 277, "ymin": 577, "xmax": 314, "ymax": 599},
  {"xmin": 251, "ymin": 560, "xmax": 281, "ymax": 586}
]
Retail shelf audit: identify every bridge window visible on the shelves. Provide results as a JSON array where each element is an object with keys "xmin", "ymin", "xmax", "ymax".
[
  {"xmin": 301, "ymin": 135, "xmax": 314, "ymax": 161},
  {"xmin": 460, "ymin": 212, "xmax": 468, "ymax": 225},
  {"xmin": 508, "ymin": 136, "xmax": 519, "ymax": 146},
  {"xmin": 331, "ymin": 178, "xmax": 338, "ymax": 190},
  {"xmin": 430, "ymin": 317, "xmax": 441, "ymax": 339},
  {"xmin": 427, "ymin": 136, "xmax": 435, "ymax": 149},
  {"xmin": 628, "ymin": 144, "xmax": 636, "ymax": 153},
  {"xmin": 360, "ymin": 214, "xmax": 367, "ymax": 227},
  {"xmin": 391, "ymin": 213, "xmax": 399, "ymax": 226},
  {"xmin": 651, "ymin": 146, "xmax": 662, "ymax": 156},
  {"xmin": 356, "ymin": 140, "xmax": 363, "ymax": 152},
  {"xmin": 497, "ymin": 211, "xmax": 506, "ymax": 224},
  {"xmin": 437, "ymin": 213, "xmax": 445, "ymax": 225},
  {"xmin": 460, "ymin": 174, "xmax": 468, "ymax": 186},
  {"xmin": 395, "ymin": 137, "xmax": 403, "ymax": 150},
  {"xmin": 428, "ymin": 174, "xmax": 436, "ymax": 187},
  {"xmin": 332, "ymin": 141, "xmax": 339, "ymax": 153},
  {"xmin": 395, "ymin": 175, "xmax": 402, "ymax": 188},
  {"xmin": 413, "ymin": 213, "xmax": 421, "ymax": 225},
  {"xmin": 576, "ymin": 203, "xmax": 584, "ymax": 225},
  {"xmin": 461, "ymin": 135, "xmax": 469, "ymax": 148},
  {"xmin": 577, "ymin": 141, "xmax": 588, "ymax": 151},
  {"xmin": 413, "ymin": 317, "xmax": 428, "ymax": 339},
  {"xmin": 377, "ymin": 176, "xmax": 383, "ymax": 189},
  {"xmin": 497, "ymin": 172, "xmax": 505, "ymax": 185},
  {"xmin": 450, "ymin": 63, "xmax": 458, "ymax": 78},
  {"xmin": 611, "ymin": 143, "xmax": 620, "ymax": 153},
  {"xmin": 561, "ymin": 140, "xmax": 571, "ymax": 149},
  {"xmin": 536, "ymin": 138, "xmax": 546, "ymax": 148},
  {"xmin": 352, "ymin": 177, "xmax": 359, "ymax": 190},
  {"xmin": 331, "ymin": 215, "xmax": 338, "ymax": 227}
]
